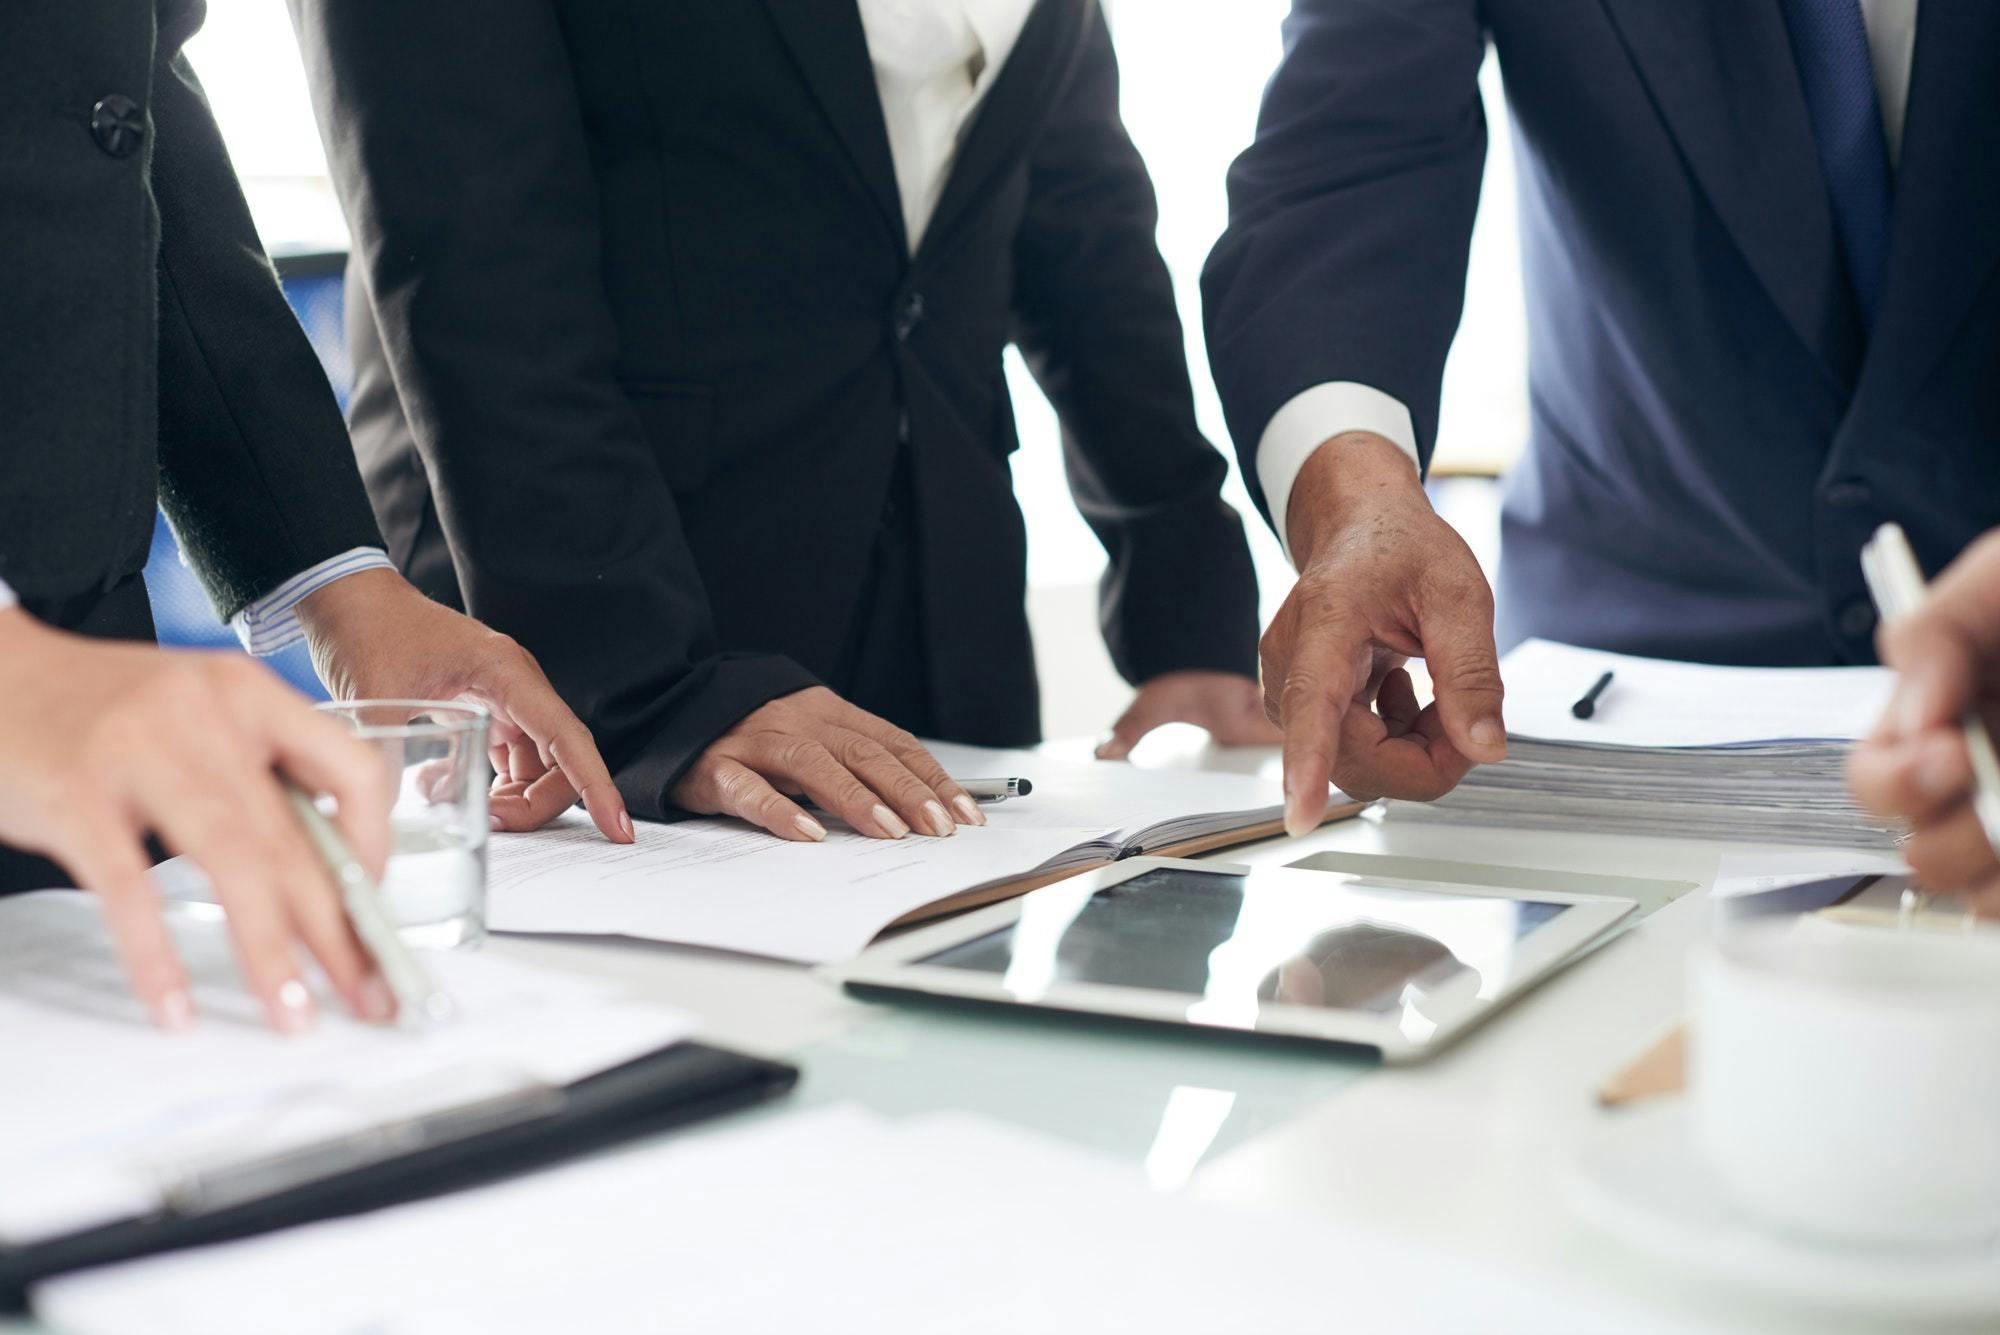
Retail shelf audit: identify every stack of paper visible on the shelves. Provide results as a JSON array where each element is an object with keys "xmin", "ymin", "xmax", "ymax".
[
  {"xmin": 32, "ymin": 1104, "xmax": 1685, "ymax": 1335},
  {"xmin": 1394, "ymin": 640, "xmax": 1900, "ymax": 847},
  {"xmin": 483, "ymin": 741, "xmax": 1354, "ymax": 963},
  {"xmin": 0, "ymin": 891, "xmax": 692, "ymax": 1247}
]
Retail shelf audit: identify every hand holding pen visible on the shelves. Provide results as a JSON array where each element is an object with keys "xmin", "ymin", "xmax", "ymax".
[
  {"xmin": 0, "ymin": 618, "xmax": 399, "ymax": 1034},
  {"xmin": 1849, "ymin": 524, "xmax": 2000, "ymax": 918}
]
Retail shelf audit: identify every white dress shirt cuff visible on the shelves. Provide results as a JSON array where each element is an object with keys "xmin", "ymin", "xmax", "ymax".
[
  {"xmin": 1255, "ymin": 383, "xmax": 1421, "ymax": 564},
  {"xmin": 230, "ymin": 547, "xmax": 395, "ymax": 656},
  {"xmin": 0, "ymin": 577, "xmax": 15, "ymax": 614}
]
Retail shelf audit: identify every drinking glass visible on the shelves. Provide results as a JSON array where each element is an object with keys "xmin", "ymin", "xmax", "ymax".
[{"xmin": 317, "ymin": 701, "xmax": 490, "ymax": 949}]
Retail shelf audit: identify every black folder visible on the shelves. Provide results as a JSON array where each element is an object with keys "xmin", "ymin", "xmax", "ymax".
[{"xmin": 0, "ymin": 1040, "xmax": 797, "ymax": 1306}]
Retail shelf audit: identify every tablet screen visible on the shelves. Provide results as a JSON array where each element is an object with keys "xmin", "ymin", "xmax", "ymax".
[{"xmin": 917, "ymin": 868, "xmax": 1570, "ymax": 1017}]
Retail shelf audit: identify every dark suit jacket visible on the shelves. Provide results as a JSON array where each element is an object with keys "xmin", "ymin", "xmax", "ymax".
[
  {"xmin": 0, "ymin": 0, "xmax": 381, "ymax": 615},
  {"xmin": 290, "ymin": 0, "xmax": 1260, "ymax": 822},
  {"xmin": 0, "ymin": 0, "xmax": 385, "ymax": 895},
  {"xmin": 1205, "ymin": 0, "xmax": 2000, "ymax": 666}
]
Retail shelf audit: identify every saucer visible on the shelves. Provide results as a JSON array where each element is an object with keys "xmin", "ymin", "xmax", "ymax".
[{"xmin": 1564, "ymin": 1102, "xmax": 2000, "ymax": 1321}]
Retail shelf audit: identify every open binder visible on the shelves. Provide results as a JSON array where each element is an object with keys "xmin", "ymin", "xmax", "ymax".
[{"xmin": 0, "ymin": 1041, "xmax": 797, "ymax": 1302}]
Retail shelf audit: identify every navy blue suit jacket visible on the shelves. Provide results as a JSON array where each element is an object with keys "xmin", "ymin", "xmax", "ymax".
[{"xmin": 1204, "ymin": 0, "xmax": 2000, "ymax": 665}]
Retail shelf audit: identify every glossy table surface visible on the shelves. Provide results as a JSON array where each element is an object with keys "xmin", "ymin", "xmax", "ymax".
[
  {"xmin": 485, "ymin": 732, "xmax": 1945, "ymax": 1333},
  {"xmin": 13, "ymin": 732, "xmax": 1956, "ymax": 1333}
]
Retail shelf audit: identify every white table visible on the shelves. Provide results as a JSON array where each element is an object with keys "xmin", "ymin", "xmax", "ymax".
[
  {"xmin": 6, "ymin": 736, "xmax": 1937, "ymax": 1333},
  {"xmin": 480, "ymin": 734, "xmax": 1930, "ymax": 1334}
]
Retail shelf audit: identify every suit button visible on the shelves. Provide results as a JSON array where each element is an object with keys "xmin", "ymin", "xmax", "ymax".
[
  {"xmin": 892, "ymin": 291, "xmax": 926, "ymax": 342},
  {"xmin": 1836, "ymin": 598, "xmax": 1876, "ymax": 641},
  {"xmin": 1825, "ymin": 479, "xmax": 1873, "ymax": 508},
  {"xmin": 90, "ymin": 96, "xmax": 145, "ymax": 158}
]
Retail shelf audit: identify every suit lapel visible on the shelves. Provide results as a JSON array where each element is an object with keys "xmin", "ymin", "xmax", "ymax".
[
  {"xmin": 1859, "ymin": 2, "xmax": 2000, "ymax": 397},
  {"xmin": 1599, "ymin": 0, "xmax": 1858, "ymax": 389},
  {"xmin": 921, "ymin": 0, "xmax": 1083, "ymax": 256},
  {"xmin": 759, "ymin": 0, "xmax": 907, "ymax": 251}
]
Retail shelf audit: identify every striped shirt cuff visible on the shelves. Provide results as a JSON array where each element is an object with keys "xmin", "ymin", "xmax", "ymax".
[
  {"xmin": 0, "ymin": 577, "xmax": 14, "ymax": 613},
  {"xmin": 230, "ymin": 547, "xmax": 395, "ymax": 656}
]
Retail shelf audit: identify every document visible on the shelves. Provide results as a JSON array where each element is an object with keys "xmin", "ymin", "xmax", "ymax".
[
  {"xmin": 488, "ymin": 815, "xmax": 1094, "ymax": 961},
  {"xmin": 34, "ymin": 1105, "xmax": 1685, "ymax": 1335},
  {"xmin": 1398, "ymin": 640, "xmax": 1900, "ymax": 847},
  {"xmin": 487, "ymin": 741, "xmax": 1312, "ymax": 963},
  {"xmin": 0, "ymin": 892, "xmax": 691, "ymax": 1246},
  {"xmin": 1709, "ymin": 849, "xmax": 1908, "ymax": 898},
  {"xmin": 1497, "ymin": 638, "xmax": 1892, "ymax": 747}
]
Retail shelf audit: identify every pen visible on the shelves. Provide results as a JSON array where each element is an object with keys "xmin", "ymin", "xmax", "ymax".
[
  {"xmin": 282, "ymin": 782, "xmax": 457, "ymax": 1027},
  {"xmin": 1859, "ymin": 523, "xmax": 2000, "ymax": 858},
  {"xmin": 959, "ymin": 777, "xmax": 1033, "ymax": 804},
  {"xmin": 801, "ymin": 777, "xmax": 1033, "ymax": 816},
  {"xmin": 1570, "ymin": 671, "xmax": 1615, "ymax": 720}
]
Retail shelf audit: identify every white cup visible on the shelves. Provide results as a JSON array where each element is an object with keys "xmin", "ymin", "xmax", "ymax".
[{"xmin": 1690, "ymin": 918, "xmax": 2000, "ymax": 1250}]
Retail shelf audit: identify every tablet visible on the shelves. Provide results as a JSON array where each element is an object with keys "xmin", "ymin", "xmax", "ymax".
[{"xmin": 824, "ymin": 858, "xmax": 1636, "ymax": 1063}]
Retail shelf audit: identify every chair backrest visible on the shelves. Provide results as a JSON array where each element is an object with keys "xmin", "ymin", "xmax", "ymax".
[{"xmin": 142, "ymin": 250, "xmax": 353, "ymax": 699}]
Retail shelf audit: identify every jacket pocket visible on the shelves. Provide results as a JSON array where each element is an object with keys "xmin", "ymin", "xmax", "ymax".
[{"xmin": 621, "ymin": 377, "xmax": 716, "ymax": 493}]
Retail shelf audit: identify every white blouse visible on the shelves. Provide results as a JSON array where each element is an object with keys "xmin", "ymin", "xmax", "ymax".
[{"xmin": 853, "ymin": 0, "xmax": 1038, "ymax": 250}]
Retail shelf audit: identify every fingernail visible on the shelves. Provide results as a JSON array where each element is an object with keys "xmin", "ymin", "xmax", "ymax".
[
  {"xmin": 358, "ymin": 973, "xmax": 397, "ymax": 1024},
  {"xmin": 872, "ymin": 804, "xmax": 909, "ymax": 839},
  {"xmin": 490, "ymin": 813, "xmax": 505, "ymax": 831},
  {"xmin": 1897, "ymin": 686, "xmax": 1922, "ymax": 737},
  {"xmin": 953, "ymin": 794, "xmax": 986, "ymax": 826},
  {"xmin": 1283, "ymin": 775, "xmax": 1326, "ymax": 838},
  {"xmin": 1917, "ymin": 742, "xmax": 1964, "ymax": 798},
  {"xmin": 618, "ymin": 810, "xmax": 635, "ymax": 842},
  {"xmin": 1899, "ymin": 655, "xmax": 1961, "ymax": 733},
  {"xmin": 795, "ymin": 812, "xmax": 828, "ymax": 841},
  {"xmin": 1470, "ymin": 719, "xmax": 1506, "ymax": 753},
  {"xmin": 152, "ymin": 988, "xmax": 195, "ymax": 1034},
  {"xmin": 923, "ymin": 800, "xmax": 954, "ymax": 837},
  {"xmin": 1897, "ymin": 682, "xmax": 1936, "ymax": 738},
  {"xmin": 274, "ymin": 978, "xmax": 317, "ymax": 1035}
]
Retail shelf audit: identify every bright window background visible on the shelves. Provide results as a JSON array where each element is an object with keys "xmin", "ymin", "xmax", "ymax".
[{"xmin": 189, "ymin": 0, "xmax": 1525, "ymax": 740}]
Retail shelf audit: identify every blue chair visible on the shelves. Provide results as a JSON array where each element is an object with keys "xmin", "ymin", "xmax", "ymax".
[{"xmin": 142, "ymin": 251, "xmax": 353, "ymax": 698}]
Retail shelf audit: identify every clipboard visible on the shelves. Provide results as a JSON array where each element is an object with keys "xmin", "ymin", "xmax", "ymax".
[{"xmin": 0, "ymin": 1040, "xmax": 797, "ymax": 1302}]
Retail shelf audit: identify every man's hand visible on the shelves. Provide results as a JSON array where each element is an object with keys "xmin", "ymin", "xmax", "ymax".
[
  {"xmin": 296, "ymin": 569, "xmax": 631, "ymax": 842},
  {"xmin": 673, "ymin": 687, "xmax": 981, "ymax": 841},
  {"xmin": 1095, "ymin": 671, "xmax": 1282, "ymax": 760},
  {"xmin": 1264, "ymin": 432, "xmax": 1507, "ymax": 836},
  {"xmin": 1850, "ymin": 530, "xmax": 2000, "ymax": 915},
  {"xmin": 0, "ymin": 609, "xmax": 398, "ymax": 1033}
]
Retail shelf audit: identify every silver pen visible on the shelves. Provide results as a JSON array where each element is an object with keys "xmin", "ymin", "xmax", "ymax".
[
  {"xmin": 283, "ymin": 782, "xmax": 457, "ymax": 1027},
  {"xmin": 1859, "ymin": 523, "xmax": 2000, "ymax": 857},
  {"xmin": 959, "ymin": 777, "xmax": 1033, "ymax": 804}
]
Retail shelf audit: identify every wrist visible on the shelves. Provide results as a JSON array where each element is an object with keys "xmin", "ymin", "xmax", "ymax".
[
  {"xmin": 295, "ymin": 567, "xmax": 414, "ymax": 644},
  {"xmin": 1286, "ymin": 431, "xmax": 1427, "ymax": 567}
]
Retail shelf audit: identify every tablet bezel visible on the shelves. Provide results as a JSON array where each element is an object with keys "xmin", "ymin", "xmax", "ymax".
[{"xmin": 821, "ymin": 857, "xmax": 1637, "ymax": 1063}]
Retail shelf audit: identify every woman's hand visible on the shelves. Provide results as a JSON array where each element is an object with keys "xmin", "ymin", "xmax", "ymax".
[
  {"xmin": 0, "ymin": 609, "xmax": 397, "ymax": 1033},
  {"xmin": 296, "ymin": 569, "xmax": 632, "ymax": 842},
  {"xmin": 673, "ymin": 687, "xmax": 981, "ymax": 841},
  {"xmin": 1095, "ymin": 671, "xmax": 1284, "ymax": 760}
]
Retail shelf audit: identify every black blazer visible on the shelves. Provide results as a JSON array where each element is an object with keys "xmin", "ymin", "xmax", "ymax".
[
  {"xmin": 0, "ymin": 0, "xmax": 380, "ymax": 615},
  {"xmin": 1205, "ymin": 0, "xmax": 2000, "ymax": 666},
  {"xmin": 291, "ymin": 0, "xmax": 1260, "ymax": 821}
]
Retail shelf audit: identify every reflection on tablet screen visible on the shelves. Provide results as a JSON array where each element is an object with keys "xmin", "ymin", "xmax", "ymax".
[{"xmin": 919, "ymin": 869, "xmax": 1569, "ymax": 1027}]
